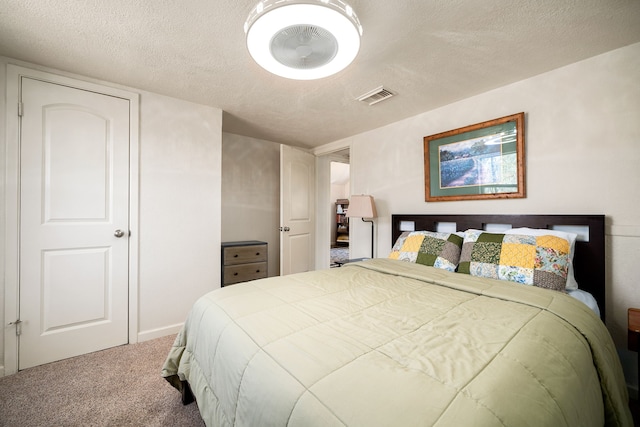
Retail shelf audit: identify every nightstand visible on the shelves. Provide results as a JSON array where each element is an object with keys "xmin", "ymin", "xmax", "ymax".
[
  {"xmin": 629, "ymin": 308, "xmax": 640, "ymax": 398},
  {"xmin": 221, "ymin": 241, "xmax": 267, "ymax": 286}
]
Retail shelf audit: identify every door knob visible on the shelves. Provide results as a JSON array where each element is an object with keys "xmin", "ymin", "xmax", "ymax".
[{"xmin": 114, "ymin": 229, "xmax": 125, "ymax": 238}]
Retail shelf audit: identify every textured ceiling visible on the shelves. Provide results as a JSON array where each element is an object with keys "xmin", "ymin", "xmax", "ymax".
[{"xmin": 1, "ymin": 0, "xmax": 639, "ymax": 149}]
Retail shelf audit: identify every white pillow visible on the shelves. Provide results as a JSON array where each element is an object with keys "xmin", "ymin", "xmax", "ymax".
[
  {"xmin": 505, "ymin": 228, "xmax": 579, "ymax": 290},
  {"xmin": 567, "ymin": 289, "xmax": 600, "ymax": 317}
]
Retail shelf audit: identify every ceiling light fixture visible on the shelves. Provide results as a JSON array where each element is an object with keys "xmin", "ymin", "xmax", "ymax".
[{"xmin": 244, "ymin": 0, "xmax": 363, "ymax": 80}]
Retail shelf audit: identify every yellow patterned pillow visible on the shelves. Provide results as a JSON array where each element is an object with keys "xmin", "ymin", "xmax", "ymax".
[
  {"xmin": 389, "ymin": 231, "xmax": 463, "ymax": 272},
  {"xmin": 458, "ymin": 230, "xmax": 571, "ymax": 292}
]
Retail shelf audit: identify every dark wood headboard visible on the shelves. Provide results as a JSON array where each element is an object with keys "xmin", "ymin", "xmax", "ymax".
[{"xmin": 391, "ymin": 214, "xmax": 606, "ymax": 320}]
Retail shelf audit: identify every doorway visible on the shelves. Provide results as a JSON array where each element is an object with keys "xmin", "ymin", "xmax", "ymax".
[{"xmin": 329, "ymin": 150, "xmax": 350, "ymax": 267}]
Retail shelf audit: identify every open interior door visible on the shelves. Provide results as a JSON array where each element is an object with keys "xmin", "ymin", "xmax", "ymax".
[{"xmin": 280, "ymin": 145, "xmax": 315, "ymax": 275}]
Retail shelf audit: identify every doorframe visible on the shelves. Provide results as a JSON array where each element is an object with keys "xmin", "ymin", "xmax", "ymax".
[
  {"xmin": 2, "ymin": 64, "xmax": 140, "ymax": 376},
  {"xmin": 313, "ymin": 143, "xmax": 351, "ymax": 270}
]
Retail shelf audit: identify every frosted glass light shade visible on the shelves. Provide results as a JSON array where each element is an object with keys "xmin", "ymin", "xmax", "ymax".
[{"xmin": 244, "ymin": 0, "xmax": 362, "ymax": 80}]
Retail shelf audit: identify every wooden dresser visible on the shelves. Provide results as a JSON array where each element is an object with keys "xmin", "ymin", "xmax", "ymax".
[{"xmin": 221, "ymin": 241, "xmax": 268, "ymax": 286}]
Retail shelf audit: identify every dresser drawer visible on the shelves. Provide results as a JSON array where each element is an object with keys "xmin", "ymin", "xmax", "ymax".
[
  {"xmin": 223, "ymin": 244, "xmax": 267, "ymax": 265},
  {"xmin": 223, "ymin": 262, "xmax": 267, "ymax": 285},
  {"xmin": 221, "ymin": 241, "xmax": 268, "ymax": 287}
]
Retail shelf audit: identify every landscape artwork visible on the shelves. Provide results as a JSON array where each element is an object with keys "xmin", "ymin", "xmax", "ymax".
[
  {"xmin": 438, "ymin": 135, "xmax": 505, "ymax": 188},
  {"xmin": 424, "ymin": 112, "xmax": 525, "ymax": 202}
]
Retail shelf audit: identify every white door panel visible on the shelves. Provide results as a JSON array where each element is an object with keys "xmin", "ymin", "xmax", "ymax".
[
  {"xmin": 42, "ymin": 247, "xmax": 110, "ymax": 332},
  {"xmin": 19, "ymin": 77, "xmax": 130, "ymax": 369},
  {"xmin": 280, "ymin": 145, "xmax": 315, "ymax": 275},
  {"xmin": 288, "ymin": 234, "xmax": 311, "ymax": 273},
  {"xmin": 45, "ymin": 107, "xmax": 110, "ymax": 220}
]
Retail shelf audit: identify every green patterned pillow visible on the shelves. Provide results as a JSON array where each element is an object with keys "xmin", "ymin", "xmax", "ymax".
[
  {"xmin": 458, "ymin": 230, "xmax": 571, "ymax": 292},
  {"xmin": 389, "ymin": 231, "xmax": 463, "ymax": 272}
]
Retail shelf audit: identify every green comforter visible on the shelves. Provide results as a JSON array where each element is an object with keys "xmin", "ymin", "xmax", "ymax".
[{"xmin": 162, "ymin": 259, "xmax": 633, "ymax": 426}]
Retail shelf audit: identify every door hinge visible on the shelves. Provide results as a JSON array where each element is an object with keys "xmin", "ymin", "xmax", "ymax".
[
  {"xmin": 9, "ymin": 319, "xmax": 22, "ymax": 336},
  {"xmin": 18, "ymin": 102, "xmax": 23, "ymax": 117}
]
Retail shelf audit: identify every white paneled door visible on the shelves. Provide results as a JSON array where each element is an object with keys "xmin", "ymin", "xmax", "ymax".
[
  {"xmin": 18, "ymin": 77, "xmax": 130, "ymax": 369},
  {"xmin": 280, "ymin": 145, "xmax": 315, "ymax": 275}
]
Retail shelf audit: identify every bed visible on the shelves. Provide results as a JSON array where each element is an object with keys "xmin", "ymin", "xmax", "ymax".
[{"xmin": 162, "ymin": 214, "xmax": 633, "ymax": 426}]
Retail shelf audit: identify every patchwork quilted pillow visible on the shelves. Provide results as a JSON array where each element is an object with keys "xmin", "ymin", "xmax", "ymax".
[
  {"xmin": 389, "ymin": 231, "xmax": 463, "ymax": 272},
  {"xmin": 458, "ymin": 230, "xmax": 571, "ymax": 292},
  {"xmin": 506, "ymin": 228, "xmax": 579, "ymax": 290}
]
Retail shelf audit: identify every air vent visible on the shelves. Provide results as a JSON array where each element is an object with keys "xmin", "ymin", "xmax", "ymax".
[{"xmin": 356, "ymin": 86, "xmax": 395, "ymax": 105}]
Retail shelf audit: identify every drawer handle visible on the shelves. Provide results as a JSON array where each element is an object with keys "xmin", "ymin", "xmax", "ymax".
[
  {"xmin": 256, "ymin": 252, "xmax": 260, "ymax": 256},
  {"xmin": 256, "ymin": 269, "xmax": 261, "ymax": 273},
  {"xmin": 234, "ymin": 272, "xmax": 238, "ymax": 276},
  {"xmin": 234, "ymin": 254, "xmax": 239, "ymax": 258}
]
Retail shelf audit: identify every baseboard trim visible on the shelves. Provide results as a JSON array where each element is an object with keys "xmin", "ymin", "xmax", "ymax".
[
  {"xmin": 137, "ymin": 323, "xmax": 184, "ymax": 343},
  {"xmin": 0, "ymin": 365, "xmax": 5, "ymax": 378}
]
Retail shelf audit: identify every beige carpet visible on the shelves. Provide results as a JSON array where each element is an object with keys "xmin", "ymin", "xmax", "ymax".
[{"xmin": 0, "ymin": 334, "xmax": 204, "ymax": 427}]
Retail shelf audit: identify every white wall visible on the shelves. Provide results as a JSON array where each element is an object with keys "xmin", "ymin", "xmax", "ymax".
[
  {"xmin": 1, "ymin": 57, "xmax": 222, "ymax": 373},
  {"xmin": 137, "ymin": 93, "xmax": 222, "ymax": 340},
  {"xmin": 330, "ymin": 162, "xmax": 350, "ymax": 202},
  {"xmin": 324, "ymin": 43, "xmax": 640, "ymax": 393},
  {"xmin": 221, "ymin": 132, "xmax": 280, "ymax": 277}
]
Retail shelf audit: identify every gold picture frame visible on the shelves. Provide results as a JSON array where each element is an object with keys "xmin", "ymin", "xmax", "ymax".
[{"xmin": 424, "ymin": 112, "xmax": 525, "ymax": 202}]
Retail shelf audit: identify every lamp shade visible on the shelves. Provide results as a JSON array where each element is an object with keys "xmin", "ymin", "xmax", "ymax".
[{"xmin": 346, "ymin": 195, "xmax": 377, "ymax": 219}]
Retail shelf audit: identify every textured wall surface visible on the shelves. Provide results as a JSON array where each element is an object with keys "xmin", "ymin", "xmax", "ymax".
[
  {"xmin": 221, "ymin": 133, "xmax": 281, "ymax": 277},
  {"xmin": 329, "ymin": 43, "xmax": 640, "ymax": 392}
]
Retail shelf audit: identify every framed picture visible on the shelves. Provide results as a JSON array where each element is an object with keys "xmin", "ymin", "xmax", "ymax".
[{"xmin": 424, "ymin": 112, "xmax": 525, "ymax": 202}]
